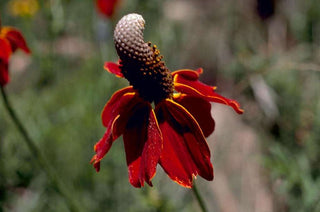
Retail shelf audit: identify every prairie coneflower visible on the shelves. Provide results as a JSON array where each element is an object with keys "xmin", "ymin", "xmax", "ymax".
[{"xmin": 91, "ymin": 13, "xmax": 243, "ymax": 188}]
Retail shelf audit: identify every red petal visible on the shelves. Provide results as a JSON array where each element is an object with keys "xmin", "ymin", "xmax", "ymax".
[
  {"xmin": 104, "ymin": 61, "xmax": 124, "ymax": 78},
  {"xmin": 90, "ymin": 123, "xmax": 116, "ymax": 172},
  {"xmin": 0, "ymin": 39, "xmax": 11, "ymax": 86},
  {"xmin": 156, "ymin": 100, "xmax": 213, "ymax": 188},
  {"xmin": 164, "ymin": 100, "xmax": 213, "ymax": 180},
  {"xmin": 172, "ymin": 68, "xmax": 243, "ymax": 114},
  {"xmin": 175, "ymin": 82, "xmax": 244, "ymax": 114},
  {"xmin": 157, "ymin": 119, "xmax": 196, "ymax": 187},
  {"xmin": 0, "ymin": 38, "xmax": 12, "ymax": 61},
  {"xmin": 0, "ymin": 60, "xmax": 9, "ymax": 86},
  {"xmin": 173, "ymin": 94, "xmax": 215, "ymax": 137},
  {"xmin": 91, "ymin": 87, "xmax": 138, "ymax": 171},
  {"xmin": 101, "ymin": 86, "xmax": 135, "ymax": 128},
  {"xmin": 2, "ymin": 27, "xmax": 31, "ymax": 53},
  {"xmin": 123, "ymin": 104, "xmax": 162, "ymax": 187},
  {"xmin": 91, "ymin": 97, "xmax": 142, "ymax": 172},
  {"xmin": 171, "ymin": 68, "xmax": 203, "ymax": 80},
  {"xmin": 173, "ymin": 68, "xmax": 218, "ymax": 96}
]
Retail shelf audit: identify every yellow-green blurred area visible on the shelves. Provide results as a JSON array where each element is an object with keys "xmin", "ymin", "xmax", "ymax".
[{"xmin": 1, "ymin": 0, "xmax": 320, "ymax": 211}]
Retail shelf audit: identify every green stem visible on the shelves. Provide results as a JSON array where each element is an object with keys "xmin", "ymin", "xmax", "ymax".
[
  {"xmin": 1, "ymin": 86, "xmax": 81, "ymax": 212},
  {"xmin": 192, "ymin": 183, "xmax": 208, "ymax": 212}
]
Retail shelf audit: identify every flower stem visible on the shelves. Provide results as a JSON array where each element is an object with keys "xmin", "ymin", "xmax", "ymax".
[
  {"xmin": 1, "ymin": 86, "xmax": 82, "ymax": 212},
  {"xmin": 192, "ymin": 183, "xmax": 208, "ymax": 212}
]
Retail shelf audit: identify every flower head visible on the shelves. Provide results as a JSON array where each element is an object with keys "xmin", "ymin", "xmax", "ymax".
[
  {"xmin": 8, "ymin": 0, "xmax": 39, "ymax": 18},
  {"xmin": 91, "ymin": 13, "xmax": 243, "ymax": 188},
  {"xmin": 0, "ymin": 23, "xmax": 31, "ymax": 86},
  {"xmin": 96, "ymin": 0, "xmax": 120, "ymax": 18}
]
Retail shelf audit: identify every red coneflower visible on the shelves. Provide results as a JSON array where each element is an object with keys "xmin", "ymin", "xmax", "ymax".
[
  {"xmin": 0, "ymin": 23, "xmax": 30, "ymax": 86},
  {"xmin": 91, "ymin": 13, "xmax": 243, "ymax": 188}
]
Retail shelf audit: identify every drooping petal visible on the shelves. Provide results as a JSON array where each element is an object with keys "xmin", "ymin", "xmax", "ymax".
[
  {"xmin": 172, "ymin": 68, "xmax": 244, "ymax": 114},
  {"xmin": 156, "ymin": 99, "xmax": 213, "ymax": 188},
  {"xmin": 173, "ymin": 94, "xmax": 215, "ymax": 137},
  {"xmin": 175, "ymin": 82, "xmax": 244, "ymax": 114},
  {"xmin": 101, "ymin": 86, "xmax": 135, "ymax": 128},
  {"xmin": 164, "ymin": 100, "xmax": 213, "ymax": 180},
  {"xmin": 90, "ymin": 121, "xmax": 116, "ymax": 172},
  {"xmin": 157, "ymin": 120, "xmax": 196, "ymax": 187},
  {"xmin": 104, "ymin": 61, "xmax": 124, "ymax": 78},
  {"xmin": 91, "ymin": 87, "xmax": 141, "ymax": 171},
  {"xmin": 123, "ymin": 103, "xmax": 162, "ymax": 187},
  {"xmin": 2, "ymin": 27, "xmax": 31, "ymax": 53}
]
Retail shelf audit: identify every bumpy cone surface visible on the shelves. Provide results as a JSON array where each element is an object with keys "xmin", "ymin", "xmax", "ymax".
[{"xmin": 114, "ymin": 13, "xmax": 173, "ymax": 103}]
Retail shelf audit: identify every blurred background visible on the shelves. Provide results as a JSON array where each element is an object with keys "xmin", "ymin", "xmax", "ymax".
[{"xmin": 0, "ymin": 0, "xmax": 320, "ymax": 211}]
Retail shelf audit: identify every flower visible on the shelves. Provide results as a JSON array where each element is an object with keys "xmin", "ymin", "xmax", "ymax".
[
  {"xmin": 96, "ymin": 0, "xmax": 119, "ymax": 18},
  {"xmin": 8, "ymin": 0, "xmax": 39, "ymax": 18},
  {"xmin": 91, "ymin": 14, "xmax": 243, "ymax": 188},
  {"xmin": 0, "ymin": 24, "xmax": 30, "ymax": 86}
]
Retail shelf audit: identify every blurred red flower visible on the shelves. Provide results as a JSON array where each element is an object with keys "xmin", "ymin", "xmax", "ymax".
[
  {"xmin": 91, "ymin": 14, "xmax": 243, "ymax": 188},
  {"xmin": 96, "ymin": 0, "xmax": 119, "ymax": 18},
  {"xmin": 0, "ymin": 26, "xmax": 30, "ymax": 86}
]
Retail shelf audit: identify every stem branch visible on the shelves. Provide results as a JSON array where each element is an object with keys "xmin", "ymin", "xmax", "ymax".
[
  {"xmin": 1, "ymin": 86, "xmax": 81, "ymax": 212},
  {"xmin": 192, "ymin": 183, "xmax": 208, "ymax": 212}
]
